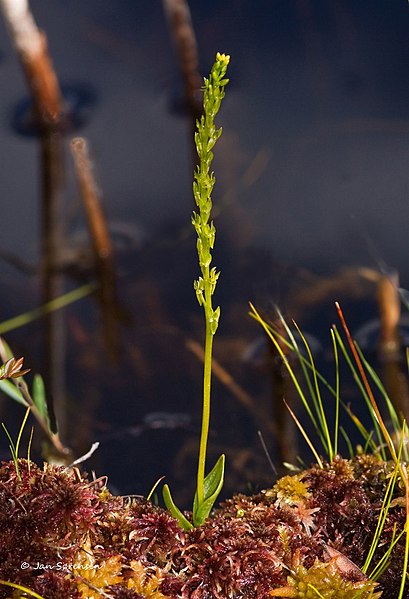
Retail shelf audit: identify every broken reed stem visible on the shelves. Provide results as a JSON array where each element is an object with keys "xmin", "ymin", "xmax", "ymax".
[
  {"xmin": 162, "ymin": 0, "xmax": 203, "ymax": 168},
  {"xmin": 1, "ymin": 0, "xmax": 69, "ymax": 439},
  {"xmin": 162, "ymin": 0, "xmax": 202, "ymax": 115},
  {"xmin": 375, "ymin": 272, "xmax": 409, "ymax": 424},
  {"xmin": 70, "ymin": 138, "xmax": 114, "ymax": 265},
  {"xmin": 0, "ymin": 0, "xmax": 63, "ymax": 128},
  {"xmin": 70, "ymin": 137, "xmax": 119, "ymax": 356},
  {"xmin": 376, "ymin": 272, "xmax": 401, "ymax": 354}
]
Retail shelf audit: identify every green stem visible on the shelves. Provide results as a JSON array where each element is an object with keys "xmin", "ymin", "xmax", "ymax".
[
  {"xmin": 197, "ymin": 311, "xmax": 214, "ymax": 504},
  {"xmin": 163, "ymin": 54, "xmax": 229, "ymax": 528}
]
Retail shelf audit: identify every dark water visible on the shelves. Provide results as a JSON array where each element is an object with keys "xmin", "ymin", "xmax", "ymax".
[{"xmin": 0, "ymin": 1, "xmax": 408, "ymax": 506}]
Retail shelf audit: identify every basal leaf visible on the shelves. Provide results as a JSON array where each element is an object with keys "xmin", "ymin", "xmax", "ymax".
[
  {"xmin": 162, "ymin": 484, "xmax": 193, "ymax": 531},
  {"xmin": 193, "ymin": 454, "xmax": 225, "ymax": 526},
  {"xmin": 203, "ymin": 453, "xmax": 225, "ymax": 498}
]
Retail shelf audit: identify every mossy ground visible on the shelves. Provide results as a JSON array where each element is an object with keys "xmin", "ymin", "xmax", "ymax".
[{"xmin": 0, "ymin": 456, "xmax": 406, "ymax": 598}]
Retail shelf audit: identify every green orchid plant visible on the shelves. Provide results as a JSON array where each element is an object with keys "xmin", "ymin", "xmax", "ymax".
[{"xmin": 163, "ymin": 52, "xmax": 230, "ymax": 530}]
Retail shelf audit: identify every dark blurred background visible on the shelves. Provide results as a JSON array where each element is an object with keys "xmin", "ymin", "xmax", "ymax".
[{"xmin": 0, "ymin": 0, "xmax": 408, "ymax": 506}]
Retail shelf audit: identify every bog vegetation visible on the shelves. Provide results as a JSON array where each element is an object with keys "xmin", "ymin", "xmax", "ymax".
[{"xmin": 0, "ymin": 51, "xmax": 407, "ymax": 599}]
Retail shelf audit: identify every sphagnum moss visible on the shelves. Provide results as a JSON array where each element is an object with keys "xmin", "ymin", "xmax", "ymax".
[{"xmin": 0, "ymin": 456, "xmax": 406, "ymax": 598}]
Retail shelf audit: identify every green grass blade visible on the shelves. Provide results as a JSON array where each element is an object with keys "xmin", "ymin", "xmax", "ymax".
[
  {"xmin": 0, "ymin": 581, "xmax": 46, "ymax": 599},
  {"xmin": 330, "ymin": 328, "xmax": 340, "ymax": 456},
  {"xmin": 253, "ymin": 312, "xmax": 337, "ymax": 399},
  {"xmin": 1, "ymin": 423, "xmax": 16, "ymax": 456},
  {"xmin": 332, "ymin": 326, "xmax": 385, "ymax": 458},
  {"xmin": 362, "ymin": 430, "xmax": 375, "ymax": 454},
  {"xmin": 0, "ymin": 283, "xmax": 96, "ymax": 336},
  {"xmin": 362, "ymin": 451, "xmax": 400, "ymax": 573},
  {"xmin": 398, "ymin": 517, "xmax": 409, "ymax": 599},
  {"xmin": 147, "ymin": 476, "xmax": 165, "ymax": 502},
  {"xmin": 284, "ymin": 399, "xmax": 323, "ymax": 468},
  {"xmin": 369, "ymin": 526, "xmax": 402, "ymax": 580},
  {"xmin": 340, "ymin": 426, "xmax": 354, "ymax": 458},
  {"xmin": 250, "ymin": 305, "xmax": 327, "ymax": 455},
  {"xmin": 343, "ymin": 403, "xmax": 379, "ymax": 455},
  {"xmin": 275, "ymin": 310, "xmax": 321, "ymax": 432},
  {"xmin": 356, "ymin": 345, "xmax": 403, "ymax": 454},
  {"xmin": 14, "ymin": 406, "xmax": 30, "ymax": 464},
  {"xmin": 293, "ymin": 320, "xmax": 333, "ymax": 460},
  {"xmin": 306, "ymin": 583, "xmax": 325, "ymax": 598},
  {"xmin": 27, "ymin": 426, "xmax": 34, "ymax": 475},
  {"xmin": 1, "ymin": 423, "xmax": 19, "ymax": 479}
]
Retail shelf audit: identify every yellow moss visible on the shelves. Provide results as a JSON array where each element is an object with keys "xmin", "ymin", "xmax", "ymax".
[
  {"xmin": 73, "ymin": 538, "xmax": 123, "ymax": 598},
  {"xmin": 269, "ymin": 551, "xmax": 382, "ymax": 599},
  {"xmin": 98, "ymin": 486, "xmax": 112, "ymax": 502},
  {"xmin": 128, "ymin": 560, "xmax": 169, "ymax": 598},
  {"xmin": 267, "ymin": 474, "xmax": 311, "ymax": 506}
]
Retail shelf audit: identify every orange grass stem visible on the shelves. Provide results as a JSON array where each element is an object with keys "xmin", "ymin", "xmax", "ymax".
[
  {"xmin": 335, "ymin": 301, "xmax": 398, "ymax": 462},
  {"xmin": 335, "ymin": 301, "xmax": 409, "ymax": 599}
]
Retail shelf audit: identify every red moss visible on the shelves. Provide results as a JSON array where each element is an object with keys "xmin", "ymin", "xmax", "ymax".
[
  {"xmin": 0, "ymin": 457, "xmax": 407, "ymax": 598},
  {"xmin": 93, "ymin": 496, "xmax": 184, "ymax": 567},
  {"xmin": 0, "ymin": 459, "xmax": 100, "ymax": 598},
  {"xmin": 31, "ymin": 571, "xmax": 82, "ymax": 599},
  {"xmin": 106, "ymin": 586, "xmax": 145, "ymax": 598}
]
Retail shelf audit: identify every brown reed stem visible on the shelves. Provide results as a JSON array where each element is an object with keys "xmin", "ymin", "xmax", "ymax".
[
  {"xmin": 0, "ymin": 0, "xmax": 63, "ymax": 128},
  {"xmin": 70, "ymin": 137, "xmax": 120, "ymax": 357},
  {"xmin": 162, "ymin": 0, "xmax": 203, "ymax": 165},
  {"xmin": 0, "ymin": 0, "xmax": 69, "ymax": 442}
]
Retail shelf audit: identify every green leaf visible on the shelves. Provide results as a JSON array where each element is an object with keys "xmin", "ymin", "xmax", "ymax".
[
  {"xmin": 162, "ymin": 484, "xmax": 193, "ymax": 531},
  {"xmin": 0, "ymin": 379, "xmax": 27, "ymax": 406},
  {"xmin": 0, "ymin": 337, "xmax": 14, "ymax": 361},
  {"xmin": 193, "ymin": 454, "xmax": 225, "ymax": 526},
  {"xmin": 32, "ymin": 375, "xmax": 51, "ymax": 432}
]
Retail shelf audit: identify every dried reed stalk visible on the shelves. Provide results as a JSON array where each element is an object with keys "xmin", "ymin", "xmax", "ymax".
[
  {"xmin": 0, "ymin": 0, "xmax": 69, "ymax": 440},
  {"xmin": 162, "ymin": 0, "xmax": 202, "ymax": 118},
  {"xmin": 0, "ymin": 0, "xmax": 63, "ymax": 128},
  {"xmin": 70, "ymin": 137, "xmax": 120, "ymax": 357}
]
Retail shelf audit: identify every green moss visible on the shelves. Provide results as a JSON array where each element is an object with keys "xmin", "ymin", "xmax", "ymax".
[{"xmin": 270, "ymin": 551, "xmax": 382, "ymax": 598}]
